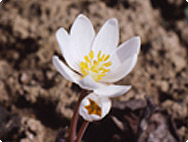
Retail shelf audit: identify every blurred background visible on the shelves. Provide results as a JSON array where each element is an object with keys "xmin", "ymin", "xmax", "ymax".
[{"xmin": 0, "ymin": 0, "xmax": 187, "ymax": 142}]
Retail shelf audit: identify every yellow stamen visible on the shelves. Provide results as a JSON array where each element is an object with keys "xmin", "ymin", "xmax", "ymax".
[
  {"xmin": 100, "ymin": 54, "xmax": 105, "ymax": 61},
  {"xmin": 103, "ymin": 61, "xmax": 112, "ymax": 67},
  {"xmin": 81, "ymin": 68, "xmax": 87, "ymax": 75},
  {"xmin": 80, "ymin": 50, "xmax": 112, "ymax": 81},
  {"xmin": 89, "ymin": 50, "xmax": 94, "ymax": 59},
  {"xmin": 84, "ymin": 56, "xmax": 90, "ymax": 64},
  {"xmin": 104, "ymin": 55, "xmax": 110, "ymax": 61},
  {"xmin": 97, "ymin": 50, "xmax": 101, "ymax": 59}
]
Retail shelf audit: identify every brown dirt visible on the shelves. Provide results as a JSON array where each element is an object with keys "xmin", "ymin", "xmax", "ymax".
[{"xmin": 0, "ymin": 0, "xmax": 187, "ymax": 142}]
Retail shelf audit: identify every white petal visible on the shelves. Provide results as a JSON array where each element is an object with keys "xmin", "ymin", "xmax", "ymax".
[
  {"xmin": 91, "ymin": 18, "xmax": 119, "ymax": 58},
  {"xmin": 70, "ymin": 14, "xmax": 95, "ymax": 66},
  {"xmin": 94, "ymin": 84, "xmax": 131, "ymax": 97},
  {"xmin": 52, "ymin": 56, "xmax": 80, "ymax": 83},
  {"xmin": 56, "ymin": 28, "xmax": 80, "ymax": 73},
  {"xmin": 101, "ymin": 36, "xmax": 141, "ymax": 82},
  {"xmin": 77, "ymin": 75, "xmax": 99, "ymax": 90},
  {"xmin": 102, "ymin": 55, "xmax": 138, "ymax": 82},
  {"xmin": 79, "ymin": 93, "xmax": 111, "ymax": 122},
  {"xmin": 56, "ymin": 28, "xmax": 69, "ymax": 55},
  {"xmin": 56, "ymin": 14, "xmax": 95, "ymax": 73}
]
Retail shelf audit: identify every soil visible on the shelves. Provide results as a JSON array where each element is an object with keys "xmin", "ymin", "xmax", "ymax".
[{"xmin": 0, "ymin": 0, "xmax": 187, "ymax": 142}]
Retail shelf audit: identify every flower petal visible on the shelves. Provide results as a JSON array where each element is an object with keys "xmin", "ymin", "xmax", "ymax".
[
  {"xmin": 101, "ymin": 36, "xmax": 141, "ymax": 82},
  {"xmin": 94, "ymin": 84, "xmax": 131, "ymax": 97},
  {"xmin": 56, "ymin": 14, "xmax": 95, "ymax": 73},
  {"xmin": 56, "ymin": 28, "xmax": 69, "ymax": 55},
  {"xmin": 70, "ymin": 14, "xmax": 95, "ymax": 66},
  {"xmin": 92, "ymin": 18, "xmax": 119, "ymax": 57},
  {"xmin": 77, "ymin": 75, "xmax": 99, "ymax": 90},
  {"xmin": 79, "ymin": 93, "xmax": 111, "ymax": 122},
  {"xmin": 52, "ymin": 56, "xmax": 80, "ymax": 83},
  {"xmin": 56, "ymin": 28, "xmax": 80, "ymax": 73}
]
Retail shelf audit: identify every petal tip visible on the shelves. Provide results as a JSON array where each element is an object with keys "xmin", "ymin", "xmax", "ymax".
[
  {"xmin": 77, "ymin": 14, "xmax": 87, "ymax": 19},
  {"xmin": 52, "ymin": 56, "xmax": 59, "ymax": 66},
  {"xmin": 76, "ymin": 14, "xmax": 90, "ymax": 23},
  {"xmin": 131, "ymin": 36, "xmax": 141, "ymax": 54},
  {"xmin": 55, "ymin": 28, "xmax": 68, "ymax": 39},
  {"xmin": 135, "ymin": 36, "xmax": 141, "ymax": 44},
  {"xmin": 52, "ymin": 55, "xmax": 58, "ymax": 60},
  {"xmin": 108, "ymin": 18, "xmax": 118, "ymax": 26},
  {"xmin": 135, "ymin": 36, "xmax": 141, "ymax": 53},
  {"xmin": 127, "ymin": 85, "xmax": 132, "ymax": 90}
]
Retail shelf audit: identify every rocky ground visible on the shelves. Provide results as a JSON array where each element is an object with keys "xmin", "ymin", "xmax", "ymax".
[{"xmin": 0, "ymin": 0, "xmax": 187, "ymax": 142}]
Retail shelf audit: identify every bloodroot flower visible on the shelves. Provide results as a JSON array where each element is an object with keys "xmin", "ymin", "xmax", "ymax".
[
  {"xmin": 52, "ymin": 14, "xmax": 140, "ymax": 97},
  {"xmin": 79, "ymin": 93, "xmax": 112, "ymax": 122}
]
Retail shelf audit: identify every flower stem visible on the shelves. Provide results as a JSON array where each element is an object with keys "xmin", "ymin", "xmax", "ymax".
[
  {"xmin": 69, "ymin": 90, "xmax": 87, "ymax": 142},
  {"xmin": 75, "ymin": 120, "xmax": 89, "ymax": 142}
]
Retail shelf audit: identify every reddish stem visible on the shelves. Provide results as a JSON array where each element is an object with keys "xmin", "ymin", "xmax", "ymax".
[
  {"xmin": 69, "ymin": 90, "xmax": 87, "ymax": 142},
  {"xmin": 75, "ymin": 120, "xmax": 89, "ymax": 142}
]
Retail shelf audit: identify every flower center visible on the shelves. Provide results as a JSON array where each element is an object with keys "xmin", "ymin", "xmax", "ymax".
[
  {"xmin": 80, "ymin": 50, "xmax": 112, "ymax": 81},
  {"xmin": 85, "ymin": 98, "xmax": 101, "ymax": 116}
]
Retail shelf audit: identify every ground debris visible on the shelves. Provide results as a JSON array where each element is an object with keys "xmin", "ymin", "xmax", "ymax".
[{"xmin": 82, "ymin": 98, "xmax": 181, "ymax": 142}]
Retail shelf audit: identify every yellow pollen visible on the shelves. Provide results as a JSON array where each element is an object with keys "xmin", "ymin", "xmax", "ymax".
[
  {"xmin": 89, "ymin": 50, "xmax": 94, "ymax": 59},
  {"xmin": 80, "ymin": 50, "xmax": 112, "ymax": 81},
  {"xmin": 85, "ymin": 98, "xmax": 101, "ymax": 116},
  {"xmin": 104, "ymin": 55, "xmax": 110, "ymax": 61},
  {"xmin": 84, "ymin": 56, "xmax": 91, "ymax": 64},
  {"xmin": 97, "ymin": 50, "xmax": 101, "ymax": 59},
  {"xmin": 103, "ymin": 61, "xmax": 112, "ymax": 67}
]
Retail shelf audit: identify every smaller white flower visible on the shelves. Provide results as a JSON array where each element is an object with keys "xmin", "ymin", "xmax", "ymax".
[{"xmin": 79, "ymin": 93, "xmax": 111, "ymax": 122}]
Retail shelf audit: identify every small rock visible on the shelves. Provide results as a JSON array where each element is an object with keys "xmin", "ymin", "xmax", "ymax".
[
  {"xmin": 20, "ymin": 73, "xmax": 30, "ymax": 84},
  {"xmin": 160, "ymin": 80, "xmax": 169, "ymax": 92},
  {"xmin": 162, "ymin": 100, "xmax": 188, "ymax": 119},
  {"xmin": 0, "ymin": 61, "xmax": 12, "ymax": 80}
]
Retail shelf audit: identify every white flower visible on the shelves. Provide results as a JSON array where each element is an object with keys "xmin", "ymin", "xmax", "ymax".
[
  {"xmin": 79, "ymin": 93, "xmax": 111, "ymax": 122},
  {"xmin": 52, "ymin": 14, "xmax": 141, "ymax": 97}
]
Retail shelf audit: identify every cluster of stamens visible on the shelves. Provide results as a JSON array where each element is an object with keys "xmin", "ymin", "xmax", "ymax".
[
  {"xmin": 85, "ymin": 98, "xmax": 102, "ymax": 116},
  {"xmin": 80, "ymin": 50, "xmax": 112, "ymax": 81}
]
